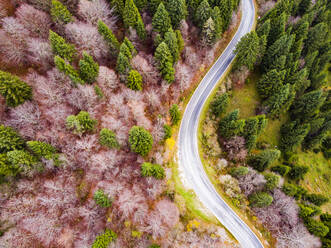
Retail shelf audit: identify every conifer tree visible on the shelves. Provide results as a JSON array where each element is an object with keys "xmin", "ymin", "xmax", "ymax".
[
  {"xmin": 257, "ymin": 19, "xmax": 271, "ymax": 38},
  {"xmin": 123, "ymin": 0, "xmax": 146, "ymax": 39},
  {"xmin": 154, "ymin": 42, "xmax": 175, "ymax": 83},
  {"xmin": 201, "ymin": 18, "xmax": 216, "ymax": 47},
  {"xmin": 134, "ymin": 0, "xmax": 147, "ymax": 11},
  {"xmin": 0, "ymin": 125, "xmax": 25, "ymax": 153},
  {"xmin": 66, "ymin": 111, "xmax": 97, "ymax": 135},
  {"xmin": 49, "ymin": 30, "xmax": 77, "ymax": 62},
  {"xmin": 257, "ymin": 69, "xmax": 286, "ymax": 99},
  {"xmin": 218, "ymin": 109, "xmax": 245, "ymax": 139},
  {"xmin": 116, "ymin": 52, "xmax": 131, "ymax": 75},
  {"xmin": 303, "ymin": 118, "xmax": 331, "ymax": 150},
  {"xmin": 26, "ymin": 141, "xmax": 56, "ymax": 160},
  {"xmin": 50, "ymin": 0, "xmax": 73, "ymax": 24},
  {"xmin": 298, "ymin": 0, "xmax": 311, "ymax": 16},
  {"xmin": 294, "ymin": 20, "xmax": 309, "ymax": 42},
  {"xmin": 99, "ymin": 128, "xmax": 120, "ymax": 149},
  {"xmin": 210, "ymin": 93, "xmax": 229, "ymax": 117},
  {"xmin": 249, "ymin": 192, "xmax": 273, "ymax": 207},
  {"xmin": 79, "ymin": 52, "xmax": 99, "ymax": 84},
  {"xmin": 280, "ymin": 121, "xmax": 310, "ymax": 152},
  {"xmin": 128, "ymin": 126, "xmax": 153, "ymax": 156},
  {"xmin": 54, "ymin": 56, "xmax": 84, "ymax": 85},
  {"xmin": 164, "ymin": 29, "xmax": 180, "ymax": 63},
  {"xmin": 170, "ymin": 104, "xmax": 181, "ymax": 125},
  {"xmin": 234, "ymin": 31, "xmax": 260, "ymax": 70},
  {"xmin": 152, "ymin": 3, "xmax": 172, "ymax": 35},
  {"xmin": 119, "ymin": 43, "xmax": 132, "ymax": 60},
  {"xmin": 175, "ymin": 30, "xmax": 185, "ymax": 53},
  {"xmin": 136, "ymin": 17, "xmax": 147, "ymax": 40},
  {"xmin": 195, "ymin": 0, "xmax": 212, "ymax": 28},
  {"xmin": 127, "ymin": 70, "xmax": 143, "ymax": 91},
  {"xmin": 219, "ymin": 0, "xmax": 232, "ymax": 31},
  {"xmin": 123, "ymin": 37, "xmax": 137, "ymax": 56},
  {"xmin": 7, "ymin": 150, "xmax": 36, "ymax": 173},
  {"xmin": 97, "ymin": 20, "xmax": 120, "ymax": 56},
  {"xmin": 0, "ymin": 70, "xmax": 32, "ymax": 107},
  {"xmin": 148, "ymin": 0, "xmax": 162, "ymax": 13},
  {"xmin": 166, "ymin": 0, "xmax": 187, "ymax": 28},
  {"xmin": 111, "ymin": 0, "xmax": 125, "ymax": 16},
  {"xmin": 304, "ymin": 22, "xmax": 328, "ymax": 56},
  {"xmin": 248, "ymin": 149, "xmax": 281, "ymax": 172},
  {"xmin": 211, "ymin": 6, "xmax": 223, "ymax": 40},
  {"xmin": 268, "ymin": 12, "xmax": 287, "ymax": 46}
]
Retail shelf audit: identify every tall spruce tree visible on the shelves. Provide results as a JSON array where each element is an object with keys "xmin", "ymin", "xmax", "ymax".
[
  {"xmin": 257, "ymin": 69, "xmax": 286, "ymax": 99},
  {"xmin": 218, "ymin": 109, "xmax": 245, "ymax": 139},
  {"xmin": 211, "ymin": 6, "xmax": 223, "ymax": 40},
  {"xmin": 164, "ymin": 28, "xmax": 180, "ymax": 62},
  {"xmin": 152, "ymin": 3, "xmax": 172, "ymax": 36},
  {"xmin": 280, "ymin": 121, "xmax": 310, "ymax": 152},
  {"xmin": 154, "ymin": 42, "xmax": 175, "ymax": 83},
  {"xmin": 123, "ymin": 0, "xmax": 146, "ymax": 40},
  {"xmin": 249, "ymin": 149, "xmax": 281, "ymax": 172},
  {"xmin": 116, "ymin": 52, "xmax": 131, "ymax": 75},
  {"xmin": 166, "ymin": 0, "xmax": 187, "ymax": 28},
  {"xmin": 219, "ymin": 0, "xmax": 232, "ymax": 31},
  {"xmin": 110, "ymin": 0, "xmax": 125, "ymax": 16},
  {"xmin": 49, "ymin": 30, "xmax": 77, "ymax": 62},
  {"xmin": 201, "ymin": 18, "xmax": 216, "ymax": 46},
  {"xmin": 79, "ymin": 52, "xmax": 99, "ymax": 84},
  {"xmin": 54, "ymin": 56, "xmax": 84, "ymax": 85},
  {"xmin": 97, "ymin": 20, "xmax": 120, "ymax": 56},
  {"xmin": 50, "ymin": 0, "xmax": 73, "ymax": 25},
  {"xmin": 304, "ymin": 22, "xmax": 328, "ymax": 56},
  {"xmin": 268, "ymin": 12, "xmax": 287, "ymax": 46},
  {"xmin": 195, "ymin": 0, "xmax": 212, "ymax": 28}
]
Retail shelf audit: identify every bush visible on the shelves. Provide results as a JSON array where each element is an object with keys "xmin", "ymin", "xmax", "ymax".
[
  {"xmin": 99, "ymin": 128, "xmax": 120, "ymax": 149},
  {"xmin": 26, "ymin": 141, "xmax": 56, "ymax": 160},
  {"xmin": 93, "ymin": 189, "xmax": 112, "ymax": 208},
  {"xmin": 170, "ymin": 104, "xmax": 181, "ymax": 125},
  {"xmin": 127, "ymin": 70, "xmax": 143, "ymax": 91},
  {"xmin": 264, "ymin": 172, "xmax": 280, "ymax": 191},
  {"xmin": 229, "ymin": 166, "xmax": 249, "ymax": 178},
  {"xmin": 0, "ymin": 125, "xmax": 25, "ymax": 153},
  {"xmin": 299, "ymin": 204, "xmax": 321, "ymax": 219},
  {"xmin": 66, "ymin": 111, "xmax": 97, "ymax": 135},
  {"xmin": 79, "ymin": 52, "xmax": 99, "ymax": 84},
  {"xmin": 288, "ymin": 164, "xmax": 309, "ymax": 180},
  {"xmin": 141, "ymin": 162, "xmax": 165, "ymax": 179},
  {"xmin": 94, "ymin": 85, "xmax": 104, "ymax": 99},
  {"xmin": 7, "ymin": 150, "xmax": 36, "ymax": 173},
  {"xmin": 148, "ymin": 245, "xmax": 160, "ymax": 248},
  {"xmin": 305, "ymin": 218, "xmax": 329, "ymax": 238},
  {"xmin": 271, "ymin": 164, "xmax": 290, "ymax": 176},
  {"xmin": 128, "ymin": 126, "xmax": 153, "ymax": 156},
  {"xmin": 282, "ymin": 183, "xmax": 307, "ymax": 200},
  {"xmin": 248, "ymin": 149, "xmax": 280, "ymax": 172},
  {"xmin": 92, "ymin": 229, "xmax": 117, "ymax": 248},
  {"xmin": 0, "ymin": 154, "xmax": 15, "ymax": 178},
  {"xmin": 210, "ymin": 93, "xmax": 229, "ymax": 117},
  {"xmin": 218, "ymin": 109, "xmax": 245, "ymax": 139},
  {"xmin": 0, "ymin": 70, "xmax": 32, "ymax": 107},
  {"xmin": 50, "ymin": 0, "xmax": 73, "ymax": 24},
  {"xmin": 49, "ymin": 30, "xmax": 77, "ymax": 62},
  {"xmin": 248, "ymin": 192, "xmax": 273, "ymax": 208},
  {"xmin": 163, "ymin": 124, "xmax": 172, "ymax": 140},
  {"xmin": 304, "ymin": 193, "xmax": 329, "ymax": 206}
]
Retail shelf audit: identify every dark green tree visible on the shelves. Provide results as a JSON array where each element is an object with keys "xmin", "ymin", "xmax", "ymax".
[
  {"xmin": 79, "ymin": 52, "xmax": 99, "ymax": 84},
  {"xmin": 218, "ymin": 0, "xmax": 232, "ymax": 31},
  {"xmin": 127, "ymin": 70, "xmax": 143, "ymax": 91},
  {"xmin": 280, "ymin": 121, "xmax": 310, "ymax": 152},
  {"xmin": 0, "ymin": 70, "xmax": 32, "ymax": 107},
  {"xmin": 152, "ymin": 3, "xmax": 172, "ymax": 35},
  {"xmin": 248, "ymin": 149, "xmax": 280, "ymax": 172},
  {"xmin": 26, "ymin": 141, "xmax": 56, "ymax": 160},
  {"xmin": 257, "ymin": 69, "xmax": 285, "ymax": 99},
  {"xmin": 305, "ymin": 218, "xmax": 329, "ymax": 238},
  {"xmin": 154, "ymin": 42, "xmax": 175, "ymax": 83},
  {"xmin": 7, "ymin": 150, "xmax": 36, "ymax": 174},
  {"xmin": 294, "ymin": 19, "xmax": 309, "ymax": 42},
  {"xmin": 201, "ymin": 18, "xmax": 216, "ymax": 47},
  {"xmin": 166, "ymin": 0, "xmax": 187, "ymax": 28},
  {"xmin": 0, "ymin": 125, "xmax": 24, "ymax": 153},
  {"xmin": 229, "ymin": 166, "xmax": 249, "ymax": 178},
  {"xmin": 134, "ymin": 0, "xmax": 147, "ymax": 10},
  {"xmin": 304, "ymin": 22, "xmax": 328, "ymax": 56},
  {"xmin": 288, "ymin": 164, "xmax": 309, "ymax": 180},
  {"xmin": 148, "ymin": 0, "xmax": 162, "ymax": 13},
  {"xmin": 170, "ymin": 104, "xmax": 181, "ymax": 125},
  {"xmin": 243, "ymin": 116, "xmax": 266, "ymax": 152},
  {"xmin": 211, "ymin": 6, "xmax": 223, "ymax": 39},
  {"xmin": 282, "ymin": 183, "xmax": 307, "ymax": 200},
  {"xmin": 123, "ymin": 37, "xmax": 137, "ymax": 56},
  {"xmin": 94, "ymin": 189, "xmax": 112, "ymax": 208},
  {"xmin": 66, "ymin": 111, "xmax": 97, "ymax": 135},
  {"xmin": 49, "ymin": 30, "xmax": 76, "ymax": 62},
  {"xmin": 271, "ymin": 164, "xmax": 290, "ymax": 176},
  {"xmin": 141, "ymin": 162, "xmax": 165, "ymax": 179},
  {"xmin": 249, "ymin": 192, "xmax": 273, "ymax": 208},
  {"xmin": 99, "ymin": 128, "xmax": 120, "ymax": 149},
  {"xmin": 257, "ymin": 19, "xmax": 271, "ymax": 38},
  {"xmin": 298, "ymin": 0, "xmax": 311, "ymax": 16},
  {"xmin": 175, "ymin": 30, "xmax": 185, "ymax": 53},
  {"xmin": 98, "ymin": 20, "xmax": 120, "ymax": 56},
  {"xmin": 50, "ymin": 0, "xmax": 73, "ymax": 24},
  {"xmin": 305, "ymin": 193, "xmax": 329, "ymax": 206},
  {"xmin": 110, "ymin": 0, "xmax": 125, "ymax": 16},
  {"xmin": 194, "ymin": 0, "xmax": 212, "ymax": 28},
  {"xmin": 218, "ymin": 109, "xmax": 245, "ymax": 139},
  {"xmin": 123, "ymin": 0, "xmax": 146, "ymax": 39},
  {"xmin": 116, "ymin": 52, "xmax": 131, "ymax": 75},
  {"xmin": 163, "ymin": 124, "xmax": 172, "ymax": 140},
  {"xmin": 210, "ymin": 93, "xmax": 229, "ymax": 117},
  {"xmin": 164, "ymin": 28, "xmax": 180, "ymax": 62},
  {"xmin": 268, "ymin": 12, "xmax": 287, "ymax": 46},
  {"xmin": 264, "ymin": 172, "xmax": 280, "ymax": 191},
  {"xmin": 119, "ymin": 43, "xmax": 132, "ymax": 60},
  {"xmin": 128, "ymin": 126, "xmax": 153, "ymax": 156},
  {"xmin": 54, "ymin": 56, "xmax": 84, "ymax": 85}
]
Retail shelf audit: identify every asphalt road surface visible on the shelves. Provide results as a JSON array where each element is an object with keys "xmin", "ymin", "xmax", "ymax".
[{"xmin": 177, "ymin": 0, "xmax": 264, "ymax": 247}]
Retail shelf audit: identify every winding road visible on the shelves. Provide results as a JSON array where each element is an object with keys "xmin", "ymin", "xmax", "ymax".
[{"xmin": 177, "ymin": 0, "xmax": 263, "ymax": 247}]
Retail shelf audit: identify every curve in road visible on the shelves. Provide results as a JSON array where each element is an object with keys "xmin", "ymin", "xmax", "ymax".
[{"xmin": 177, "ymin": 0, "xmax": 263, "ymax": 247}]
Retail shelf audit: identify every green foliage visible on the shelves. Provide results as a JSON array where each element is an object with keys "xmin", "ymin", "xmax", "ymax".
[
  {"xmin": 282, "ymin": 182, "xmax": 307, "ymax": 200},
  {"xmin": 49, "ymin": 30, "xmax": 76, "ymax": 62},
  {"xmin": 271, "ymin": 164, "xmax": 290, "ymax": 176},
  {"xmin": 79, "ymin": 52, "xmax": 99, "ymax": 84},
  {"xmin": 268, "ymin": 12, "xmax": 287, "ymax": 46},
  {"xmin": 94, "ymin": 85, "xmax": 104, "ymax": 99},
  {"xmin": 234, "ymin": 31, "xmax": 260, "ymax": 70},
  {"xmin": 304, "ymin": 193, "xmax": 329, "ymax": 206},
  {"xmin": 218, "ymin": 109, "xmax": 245, "ymax": 139},
  {"xmin": 66, "ymin": 111, "xmax": 97, "ymax": 135},
  {"xmin": 264, "ymin": 172, "xmax": 280, "ymax": 191},
  {"xmin": 54, "ymin": 56, "xmax": 84, "ymax": 85},
  {"xmin": 26, "ymin": 141, "xmax": 56, "ymax": 160},
  {"xmin": 116, "ymin": 52, "xmax": 131, "ymax": 75},
  {"xmin": 154, "ymin": 42, "xmax": 175, "ymax": 83},
  {"xmin": 7, "ymin": 150, "xmax": 35, "ymax": 172},
  {"xmin": 279, "ymin": 121, "xmax": 310, "ymax": 152},
  {"xmin": 229, "ymin": 166, "xmax": 249, "ymax": 178},
  {"xmin": 248, "ymin": 149, "xmax": 280, "ymax": 172},
  {"xmin": 0, "ymin": 125, "xmax": 24, "ymax": 154},
  {"xmin": 50, "ymin": 0, "xmax": 72, "ymax": 24},
  {"xmin": 304, "ymin": 22, "xmax": 328, "ymax": 56},
  {"xmin": 127, "ymin": 70, "xmax": 143, "ymax": 91},
  {"xmin": 299, "ymin": 204, "xmax": 320, "ymax": 219},
  {"xmin": 152, "ymin": 3, "xmax": 172, "ymax": 35},
  {"xmin": 163, "ymin": 124, "xmax": 172, "ymax": 140},
  {"xmin": 169, "ymin": 104, "xmax": 181, "ymax": 125},
  {"xmin": 92, "ymin": 229, "xmax": 117, "ymax": 248},
  {"xmin": 123, "ymin": 37, "xmax": 137, "ymax": 56},
  {"xmin": 288, "ymin": 164, "xmax": 309, "ymax": 180},
  {"xmin": 257, "ymin": 69, "xmax": 285, "ymax": 100},
  {"xmin": 305, "ymin": 218, "xmax": 329, "ymax": 238},
  {"xmin": 210, "ymin": 93, "xmax": 229, "ymax": 117},
  {"xmin": 243, "ymin": 115, "xmax": 267, "ymax": 151},
  {"xmin": 0, "ymin": 154, "xmax": 15, "ymax": 178},
  {"xmin": 128, "ymin": 126, "xmax": 153, "ymax": 156},
  {"xmin": 120, "ymin": 43, "xmax": 132, "ymax": 60},
  {"xmin": 148, "ymin": 245, "xmax": 160, "ymax": 248},
  {"xmin": 134, "ymin": 0, "xmax": 147, "ymax": 10},
  {"xmin": 148, "ymin": 0, "xmax": 162, "ymax": 13},
  {"xmin": 141, "ymin": 162, "xmax": 165, "ymax": 179},
  {"xmin": 201, "ymin": 18, "xmax": 216, "ymax": 47},
  {"xmin": 218, "ymin": 0, "xmax": 232, "ymax": 31},
  {"xmin": 211, "ymin": 6, "xmax": 223, "ymax": 39},
  {"xmin": 123, "ymin": 0, "xmax": 146, "ymax": 40},
  {"xmin": 164, "ymin": 28, "xmax": 180, "ymax": 63},
  {"xmin": 298, "ymin": 0, "xmax": 311, "ymax": 16},
  {"xmin": 194, "ymin": 0, "xmax": 212, "ymax": 29},
  {"xmin": 257, "ymin": 19, "xmax": 271, "ymax": 38},
  {"xmin": 99, "ymin": 128, "xmax": 120, "ymax": 149},
  {"xmin": 110, "ymin": 0, "xmax": 125, "ymax": 16},
  {"xmin": 165, "ymin": 0, "xmax": 187, "ymax": 28},
  {"xmin": 248, "ymin": 192, "xmax": 273, "ymax": 208},
  {"xmin": 93, "ymin": 189, "xmax": 112, "ymax": 208},
  {"xmin": 175, "ymin": 30, "xmax": 184, "ymax": 53},
  {"xmin": 97, "ymin": 20, "xmax": 120, "ymax": 56},
  {"xmin": 0, "ymin": 70, "xmax": 32, "ymax": 107},
  {"xmin": 136, "ymin": 17, "xmax": 147, "ymax": 40}
]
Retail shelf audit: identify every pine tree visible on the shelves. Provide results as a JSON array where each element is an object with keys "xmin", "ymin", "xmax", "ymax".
[
  {"xmin": 264, "ymin": 172, "xmax": 280, "ymax": 191},
  {"xmin": 195, "ymin": 0, "xmax": 212, "ymax": 29},
  {"xmin": 218, "ymin": 0, "xmax": 232, "ymax": 31},
  {"xmin": 211, "ymin": 6, "xmax": 223, "ymax": 40},
  {"xmin": 187, "ymin": 0, "xmax": 201, "ymax": 15},
  {"xmin": 248, "ymin": 149, "xmax": 281, "ymax": 172},
  {"xmin": 136, "ymin": 17, "xmax": 147, "ymax": 40},
  {"xmin": 110, "ymin": 0, "xmax": 125, "ymax": 16},
  {"xmin": 154, "ymin": 42, "xmax": 175, "ymax": 83},
  {"xmin": 141, "ymin": 162, "xmax": 165, "ymax": 179},
  {"xmin": 152, "ymin": 3, "xmax": 172, "ymax": 35},
  {"xmin": 49, "ymin": 30, "xmax": 77, "ymax": 62},
  {"xmin": 134, "ymin": 0, "xmax": 147, "ymax": 11},
  {"xmin": 298, "ymin": 0, "xmax": 311, "ymax": 16},
  {"xmin": 128, "ymin": 126, "xmax": 153, "ymax": 156},
  {"xmin": 50, "ymin": 0, "xmax": 73, "ymax": 24},
  {"xmin": 54, "ymin": 56, "xmax": 84, "ymax": 85},
  {"xmin": 148, "ymin": 0, "xmax": 162, "ymax": 13},
  {"xmin": 210, "ymin": 93, "xmax": 229, "ymax": 117},
  {"xmin": 303, "ymin": 118, "xmax": 330, "ymax": 150},
  {"xmin": 0, "ymin": 125, "xmax": 24, "ymax": 153},
  {"xmin": 26, "ymin": 141, "xmax": 56, "ymax": 160},
  {"xmin": 201, "ymin": 18, "xmax": 216, "ymax": 47},
  {"xmin": 93, "ymin": 189, "xmax": 112, "ymax": 207},
  {"xmin": 99, "ymin": 128, "xmax": 120, "ymax": 149},
  {"xmin": 175, "ymin": 30, "xmax": 185, "ymax": 53},
  {"xmin": 97, "ymin": 20, "xmax": 120, "ymax": 56},
  {"xmin": 290, "ymin": 90, "xmax": 326, "ymax": 121},
  {"xmin": 127, "ymin": 69, "xmax": 143, "ymax": 91},
  {"xmin": 0, "ymin": 70, "xmax": 32, "ymax": 107},
  {"xmin": 268, "ymin": 12, "xmax": 287, "ymax": 46},
  {"xmin": 116, "ymin": 52, "xmax": 131, "ymax": 75},
  {"xmin": 257, "ymin": 69, "xmax": 286, "ymax": 99},
  {"xmin": 280, "ymin": 121, "xmax": 310, "ymax": 152},
  {"xmin": 243, "ymin": 116, "xmax": 266, "ymax": 152},
  {"xmin": 7, "ymin": 150, "xmax": 36, "ymax": 173},
  {"xmin": 294, "ymin": 20, "xmax": 309, "ymax": 42},
  {"xmin": 166, "ymin": 0, "xmax": 187, "ymax": 28},
  {"xmin": 119, "ymin": 43, "xmax": 132, "ymax": 60},
  {"xmin": 234, "ymin": 31, "xmax": 260, "ymax": 70},
  {"xmin": 164, "ymin": 28, "xmax": 180, "ymax": 62},
  {"xmin": 257, "ymin": 19, "xmax": 271, "ymax": 38},
  {"xmin": 92, "ymin": 229, "xmax": 117, "ymax": 248},
  {"xmin": 123, "ymin": 37, "xmax": 137, "ymax": 56},
  {"xmin": 169, "ymin": 104, "xmax": 181, "ymax": 125},
  {"xmin": 79, "ymin": 52, "xmax": 99, "ymax": 84},
  {"xmin": 218, "ymin": 109, "xmax": 245, "ymax": 139},
  {"xmin": 249, "ymin": 192, "xmax": 273, "ymax": 208},
  {"xmin": 66, "ymin": 111, "xmax": 97, "ymax": 135},
  {"xmin": 123, "ymin": 0, "xmax": 146, "ymax": 39},
  {"xmin": 304, "ymin": 22, "xmax": 328, "ymax": 56}
]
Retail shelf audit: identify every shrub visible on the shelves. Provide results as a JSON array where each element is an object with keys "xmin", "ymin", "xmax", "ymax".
[
  {"xmin": 26, "ymin": 141, "xmax": 56, "ymax": 160},
  {"xmin": 299, "ymin": 204, "xmax": 321, "ymax": 219},
  {"xmin": 128, "ymin": 126, "xmax": 153, "ymax": 156},
  {"xmin": 163, "ymin": 124, "xmax": 172, "ymax": 140},
  {"xmin": 305, "ymin": 218, "xmax": 329, "ymax": 238},
  {"xmin": 79, "ymin": 52, "xmax": 99, "ymax": 84},
  {"xmin": 94, "ymin": 85, "xmax": 104, "ymax": 99},
  {"xmin": 66, "ymin": 111, "xmax": 97, "ymax": 135},
  {"xmin": 50, "ymin": 0, "xmax": 73, "ymax": 24},
  {"xmin": 0, "ymin": 154, "xmax": 15, "ymax": 178},
  {"xmin": 282, "ymin": 183, "xmax": 307, "ymax": 200},
  {"xmin": 229, "ymin": 166, "xmax": 249, "ymax": 178},
  {"xmin": 7, "ymin": 150, "xmax": 36, "ymax": 173},
  {"xmin": 264, "ymin": 172, "xmax": 280, "ymax": 191},
  {"xmin": 92, "ymin": 229, "xmax": 117, "ymax": 248},
  {"xmin": 271, "ymin": 164, "xmax": 290, "ymax": 176},
  {"xmin": 141, "ymin": 162, "xmax": 165, "ymax": 179},
  {"xmin": 218, "ymin": 109, "xmax": 245, "ymax": 139},
  {"xmin": 0, "ymin": 70, "xmax": 32, "ymax": 107},
  {"xmin": 93, "ymin": 189, "xmax": 112, "ymax": 208},
  {"xmin": 288, "ymin": 164, "xmax": 309, "ymax": 180},
  {"xmin": 99, "ymin": 128, "xmax": 120, "ymax": 149},
  {"xmin": 210, "ymin": 93, "xmax": 229, "ymax": 117},
  {"xmin": 248, "ymin": 192, "xmax": 273, "ymax": 208},
  {"xmin": 49, "ymin": 30, "xmax": 77, "ymax": 62},
  {"xmin": 127, "ymin": 70, "xmax": 143, "ymax": 91},
  {"xmin": 304, "ymin": 193, "xmax": 329, "ymax": 206},
  {"xmin": 169, "ymin": 104, "xmax": 181, "ymax": 125},
  {"xmin": 0, "ymin": 125, "xmax": 25, "ymax": 153},
  {"xmin": 248, "ymin": 149, "xmax": 280, "ymax": 172}
]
